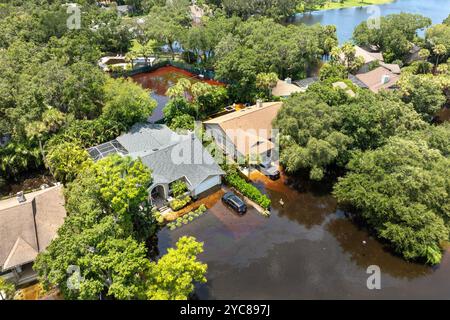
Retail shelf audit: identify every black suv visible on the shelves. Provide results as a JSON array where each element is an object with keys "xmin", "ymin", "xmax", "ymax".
[{"xmin": 221, "ymin": 192, "xmax": 247, "ymax": 215}]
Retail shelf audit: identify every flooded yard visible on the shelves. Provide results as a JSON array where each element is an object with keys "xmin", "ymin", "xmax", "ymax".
[
  {"xmin": 131, "ymin": 66, "xmax": 224, "ymax": 122},
  {"xmin": 158, "ymin": 172, "xmax": 450, "ymax": 299}
]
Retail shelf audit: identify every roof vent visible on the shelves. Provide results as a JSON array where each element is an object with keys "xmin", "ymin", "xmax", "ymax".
[
  {"xmin": 381, "ymin": 74, "xmax": 390, "ymax": 84},
  {"xmin": 16, "ymin": 191, "xmax": 26, "ymax": 204}
]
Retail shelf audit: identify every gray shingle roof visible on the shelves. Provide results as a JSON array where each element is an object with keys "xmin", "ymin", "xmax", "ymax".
[
  {"xmin": 93, "ymin": 123, "xmax": 224, "ymax": 190},
  {"xmin": 117, "ymin": 123, "xmax": 183, "ymax": 153},
  {"xmin": 130, "ymin": 135, "xmax": 224, "ymax": 190}
]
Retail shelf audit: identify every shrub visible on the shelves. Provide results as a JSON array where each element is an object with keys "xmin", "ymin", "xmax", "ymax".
[
  {"xmin": 224, "ymin": 170, "xmax": 271, "ymax": 209},
  {"xmin": 188, "ymin": 216, "xmax": 194, "ymax": 222},
  {"xmin": 169, "ymin": 195, "xmax": 191, "ymax": 211},
  {"xmin": 171, "ymin": 180, "xmax": 188, "ymax": 198}
]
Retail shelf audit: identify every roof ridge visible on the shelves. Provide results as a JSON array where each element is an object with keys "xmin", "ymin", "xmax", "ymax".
[
  {"xmin": 2, "ymin": 237, "xmax": 38, "ymax": 271},
  {"xmin": 204, "ymin": 102, "xmax": 282, "ymax": 124}
]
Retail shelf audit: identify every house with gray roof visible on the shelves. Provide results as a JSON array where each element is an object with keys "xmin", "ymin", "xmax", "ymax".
[{"xmin": 87, "ymin": 123, "xmax": 224, "ymax": 205}]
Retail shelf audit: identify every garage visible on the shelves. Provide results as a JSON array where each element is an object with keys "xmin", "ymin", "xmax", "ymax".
[{"xmin": 194, "ymin": 175, "xmax": 222, "ymax": 197}]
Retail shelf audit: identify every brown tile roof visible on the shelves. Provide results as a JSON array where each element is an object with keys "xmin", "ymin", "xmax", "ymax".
[
  {"xmin": 204, "ymin": 102, "xmax": 283, "ymax": 156},
  {"xmin": 355, "ymin": 66, "xmax": 400, "ymax": 93},
  {"xmin": 0, "ymin": 185, "xmax": 66, "ymax": 271}
]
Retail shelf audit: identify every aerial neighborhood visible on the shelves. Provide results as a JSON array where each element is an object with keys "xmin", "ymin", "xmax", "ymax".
[{"xmin": 0, "ymin": 0, "xmax": 449, "ymax": 302}]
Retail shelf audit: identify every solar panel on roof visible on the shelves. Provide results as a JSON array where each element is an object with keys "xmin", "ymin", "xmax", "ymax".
[{"xmin": 86, "ymin": 139, "xmax": 129, "ymax": 161}]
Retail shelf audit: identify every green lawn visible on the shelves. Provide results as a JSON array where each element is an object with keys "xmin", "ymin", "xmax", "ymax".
[{"xmin": 323, "ymin": 0, "xmax": 394, "ymax": 10}]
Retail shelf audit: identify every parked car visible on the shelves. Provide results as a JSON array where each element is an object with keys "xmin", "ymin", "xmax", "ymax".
[
  {"xmin": 258, "ymin": 161, "xmax": 280, "ymax": 180},
  {"xmin": 222, "ymin": 192, "xmax": 247, "ymax": 215}
]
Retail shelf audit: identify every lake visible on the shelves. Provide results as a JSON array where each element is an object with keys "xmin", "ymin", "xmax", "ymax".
[
  {"xmin": 158, "ymin": 172, "xmax": 450, "ymax": 299},
  {"xmin": 292, "ymin": 0, "xmax": 450, "ymax": 43}
]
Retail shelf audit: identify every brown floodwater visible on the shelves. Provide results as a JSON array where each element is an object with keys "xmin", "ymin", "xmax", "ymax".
[
  {"xmin": 158, "ymin": 171, "xmax": 450, "ymax": 299},
  {"xmin": 131, "ymin": 66, "xmax": 224, "ymax": 122}
]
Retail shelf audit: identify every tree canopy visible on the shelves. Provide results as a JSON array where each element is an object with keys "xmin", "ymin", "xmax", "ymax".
[
  {"xmin": 334, "ymin": 137, "xmax": 450, "ymax": 264},
  {"xmin": 353, "ymin": 13, "xmax": 432, "ymax": 62},
  {"xmin": 274, "ymin": 85, "xmax": 426, "ymax": 180},
  {"xmin": 34, "ymin": 155, "xmax": 206, "ymax": 300}
]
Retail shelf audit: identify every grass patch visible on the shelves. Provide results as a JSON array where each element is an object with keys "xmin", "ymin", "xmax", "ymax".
[{"xmin": 323, "ymin": 0, "xmax": 394, "ymax": 10}]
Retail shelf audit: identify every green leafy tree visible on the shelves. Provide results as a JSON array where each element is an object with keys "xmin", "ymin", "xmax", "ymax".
[
  {"xmin": 353, "ymin": 13, "xmax": 431, "ymax": 62},
  {"xmin": 426, "ymin": 23, "xmax": 450, "ymax": 65},
  {"xmin": 274, "ymin": 89, "xmax": 426, "ymax": 180},
  {"xmin": 128, "ymin": 39, "xmax": 158, "ymax": 66},
  {"xmin": 0, "ymin": 277, "xmax": 16, "ymax": 300},
  {"xmin": 398, "ymin": 73, "xmax": 446, "ymax": 122},
  {"xmin": 169, "ymin": 114, "xmax": 196, "ymax": 131},
  {"xmin": 62, "ymin": 61, "xmax": 107, "ymax": 119},
  {"xmin": 319, "ymin": 63, "xmax": 347, "ymax": 81},
  {"xmin": 90, "ymin": 155, "xmax": 152, "ymax": 231},
  {"xmin": 171, "ymin": 180, "xmax": 188, "ymax": 198},
  {"xmin": 102, "ymin": 78, "xmax": 156, "ymax": 128},
  {"xmin": 45, "ymin": 142, "xmax": 93, "ymax": 184},
  {"xmin": 256, "ymin": 72, "xmax": 279, "ymax": 99},
  {"xmin": 334, "ymin": 137, "xmax": 450, "ymax": 264},
  {"xmin": 146, "ymin": 236, "xmax": 207, "ymax": 300},
  {"xmin": 143, "ymin": 3, "xmax": 191, "ymax": 60}
]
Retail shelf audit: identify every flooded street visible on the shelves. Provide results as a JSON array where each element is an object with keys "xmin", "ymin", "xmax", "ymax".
[{"xmin": 158, "ymin": 172, "xmax": 450, "ymax": 299}]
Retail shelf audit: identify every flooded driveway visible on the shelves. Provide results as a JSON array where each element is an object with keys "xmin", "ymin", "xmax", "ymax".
[{"xmin": 158, "ymin": 172, "xmax": 450, "ymax": 299}]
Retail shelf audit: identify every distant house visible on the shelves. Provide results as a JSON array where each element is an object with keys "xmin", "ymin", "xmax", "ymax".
[
  {"xmin": 351, "ymin": 45, "xmax": 384, "ymax": 73},
  {"xmin": 87, "ymin": 124, "xmax": 224, "ymax": 204},
  {"xmin": 272, "ymin": 79, "xmax": 304, "ymax": 98},
  {"xmin": 0, "ymin": 185, "xmax": 66, "ymax": 285},
  {"xmin": 405, "ymin": 44, "xmax": 421, "ymax": 64},
  {"xmin": 98, "ymin": 56, "xmax": 128, "ymax": 72},
  {"xmin": 293, "ymin": 77, "xmax": 319, "ymax": 91},
  {"xmin": 355, "ymin": 66, "xmax": 400, "ymax": 93},
  {"xmin": 204, "ymin": 101, "xmax": 283, "ymax": 164}
]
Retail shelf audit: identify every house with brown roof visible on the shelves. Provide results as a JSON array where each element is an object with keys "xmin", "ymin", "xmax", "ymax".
[
  {"xmin": 0, "ymin": 185, "xmax": 66, "ymax": 285},
  {"xmin": 272, "ymin": 79, "xmax": 304, "ymax": 97},
  {"xmin": 350, "ymin": 45, "xmax": 385, "ymax": 73},
  {"xmin": 355, "ymin": 66, "xmax": 400, "ymax": 93},
  {"xmin": 203, "ymin": 101, "xmax": 283, "ymax": 163}
]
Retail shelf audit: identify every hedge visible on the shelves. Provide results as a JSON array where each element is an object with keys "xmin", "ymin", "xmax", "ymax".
[
  {"xmin": 224, "ymin": 171, "xmax": 271, "ymax": 210},
  {"xmin": 169, "ymin": 195, "xmax": 191, "ymax": 211}
]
